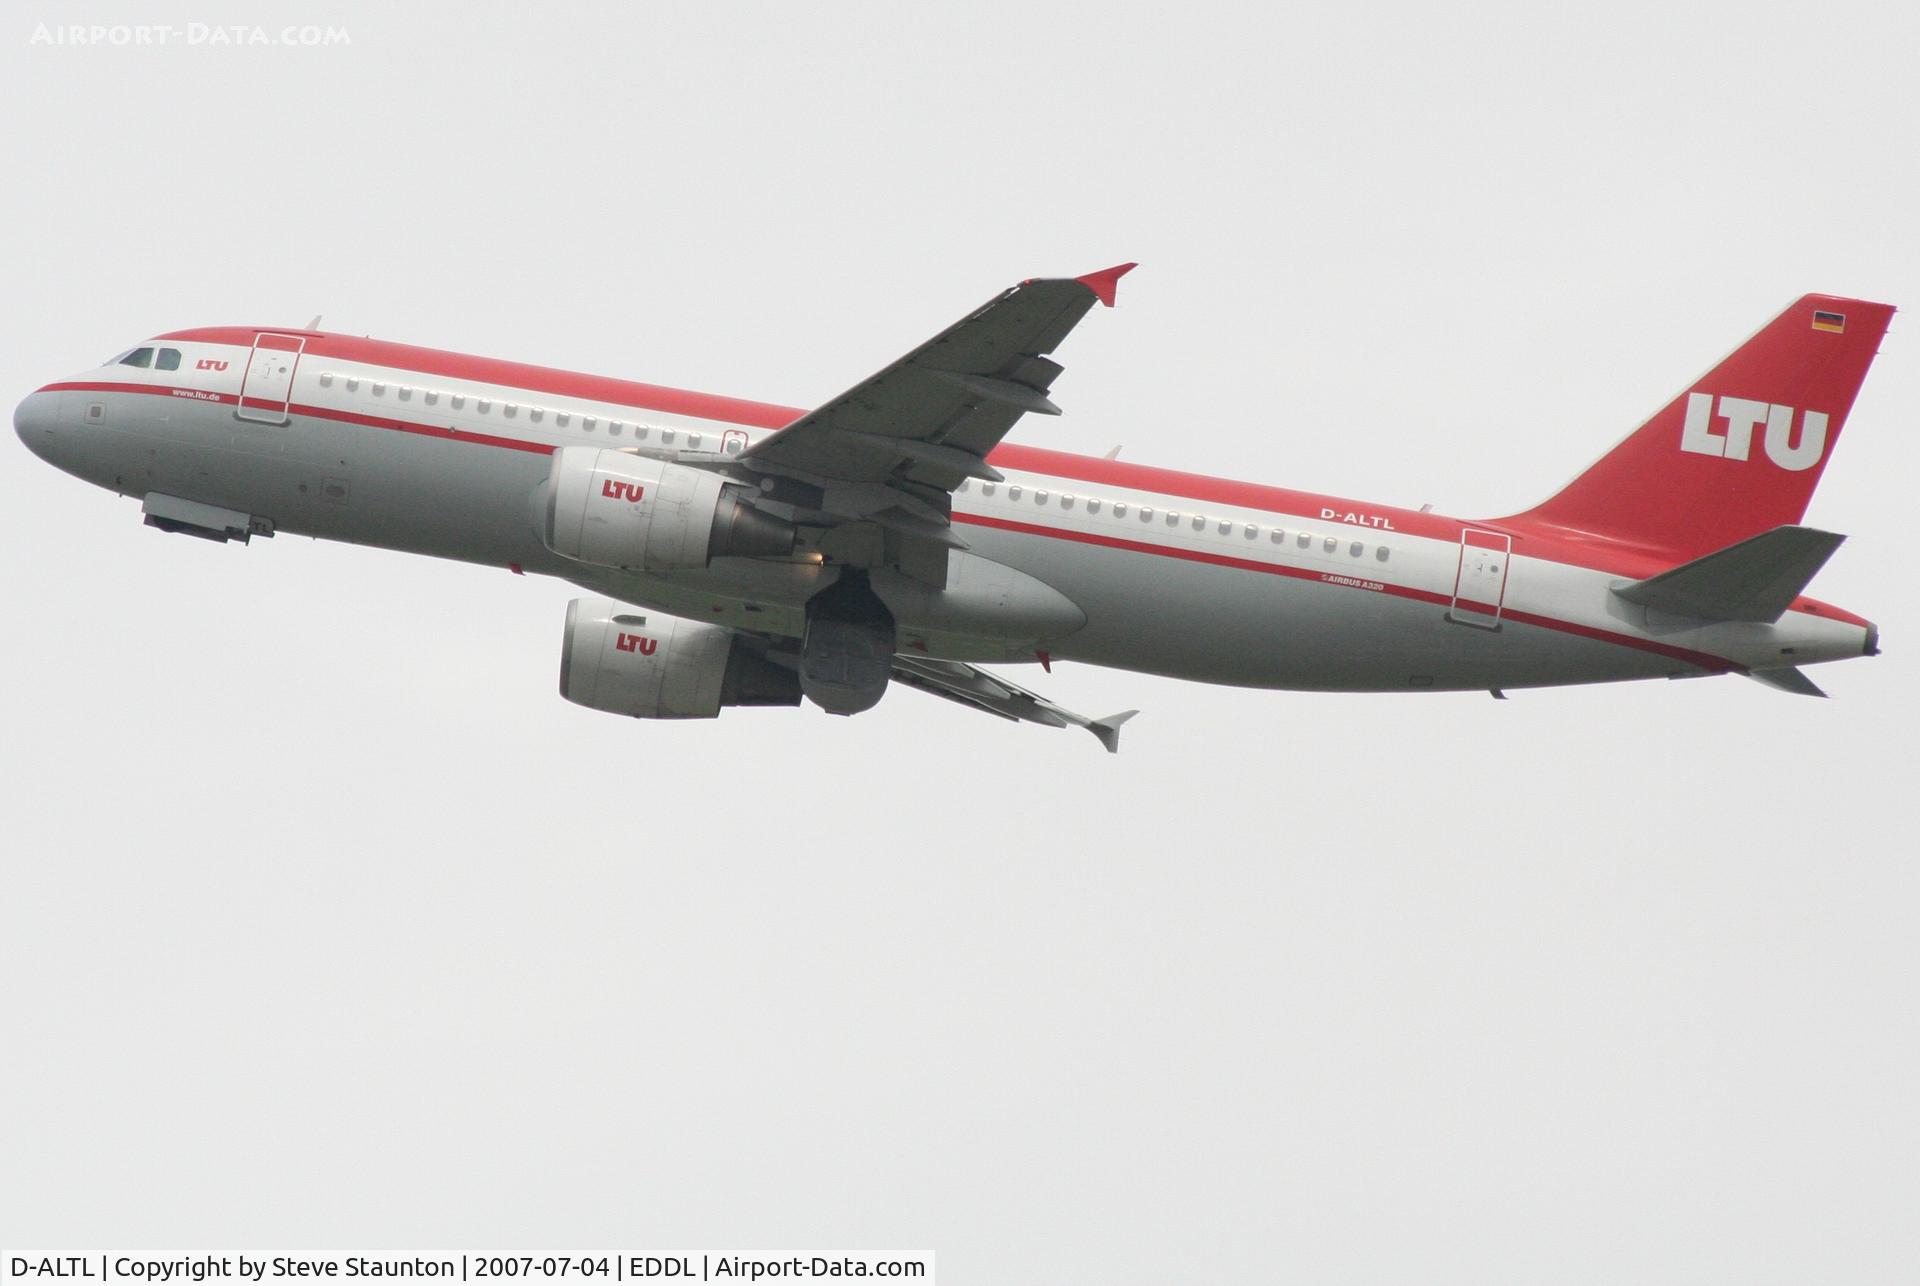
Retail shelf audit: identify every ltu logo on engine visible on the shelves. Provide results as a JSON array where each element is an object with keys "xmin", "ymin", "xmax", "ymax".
[
  {"xmin": 615, "ymin": 632, "xmax": 658, "ymax": 655},
  {"xmin": 1680, "ymin": 392, "xmax": 1829, "ymax": 472},
  {"xmin": 601, "ymin": 479, "xmax": 647, "ymax": 502}
]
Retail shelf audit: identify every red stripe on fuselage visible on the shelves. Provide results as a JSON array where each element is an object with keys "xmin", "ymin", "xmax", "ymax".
[
  {"xmin": 39, "ymin": 381, "xmax": 559, "ymax": 455},
  {"xmin": 43, "ymin": 380, "xmax": 237, "ymax": 403},
  {"xmin": 955, "ymin": 512, "xmax": 1739, "ymax": 674},
  {"xmin": 288, "ymin": 401, "xmax": 556, "ymax": 455}
]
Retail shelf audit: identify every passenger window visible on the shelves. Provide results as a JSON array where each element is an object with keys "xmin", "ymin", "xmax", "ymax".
[
  {"xmin": 1270, "ymin": 529, "xmax": 1286, "ymax": 543},
  {"xmin": 1085, "ymin": 498, "xmax": 1099, "ymax": 513},
  {"xmin": 609, "ymin": 422, "xmax": 623, "ymax": 437},
  {"xmin": 1113, "ymin": 502, "xmax": 1127, "ymax": 517},
  {"xmin": 1244, "ymin": 524, "xmax": 1259, "ymax": 539},
  {"xmin": 451, "ymin": 393, "xmax": 464, "ymax": 408},
  {"xmin": 1376, "ymin": 547, "xmax": 1391, "ymax": 562},
  {"xmin": 956, "ymin": 478, "xmax": 971, "ymax": 493},
  {"xmin": 556, "ymin": 412, "xmax": 570, "ymax": 427},
  {"xmin": 1061, "ymin": 494, "xmax": 1075, "ymax": 510},
  {"xmin": 155, "ymin": 348, "xmax": 181, "ymax": 371},
  {"xmin": 503, "ymin": 403, "xmax": 517, "ymax": 418},
  {"xmin": 661, "ymin": 428, "xmax": 675, "ymax": 444},
  {"xmin": 424, "ymin": 390, "xmax": 438, "ymax": 405},
  {"xmin": 1350, "ymin": 541, "xmax": 1364, "ymax": 556},
  {"xmin": 1323, "ymin": 536, "xmax": 1338, "ymax": 552},
  {"xmin": 1192, "ymin": 514, "xmax": 1206, "ymax": 530},
  {"xmin": 1140, "ymin": 507, "xmax": 1154, "ymax": 521},
  {"xmin": 582, "ymin": 416, "xmax": 595, "ymax": 431},
  {"xmin": 346, "ymin": 377, "xmax": 361, "ymax": 392},
  {"xmin": 528, "ymin": 407, "xmax": 542, "ymax": 421},
  {"xmin": 1166, "ymin": 511, "xmax": 1180, "ymax": 525},
  {"xmin": 372, "ymin": 382, "xmax": 386, "ymax": 396},
  {"xmin": 477, "ymin": 398, "xmax": 491, "ymax": 413},
  {"xmin": 1297, "ymin": 532, "xmax": 1311, "ymax": 548},
  {"xmin": 981, "ymin": 482, "xmax": 996, "ymax": 496},
  {"xmin": 399, "ymin": 386, "xmax": 413, "ymax": 401},
  {"xmin": 689, "ymin": 433, "xmax": 703, "ymax": 449},
  {"xmin": 319, "ymin": 372, "xmax": 334, "ymax": 388},
  {"xmin": 1218, "ymin": 518, "xmax": 1234, "ymax": 534},
  {"xmin": 1035, "ymin": 490, "xmax": 1049, "ymax": 504},
  {"xmin": 118, "ymin": 347, "xmax": 154, "ymax": 368},
  {"xmin": 1009, "ymin": 486, "xmax": 1023, "ymax": 500}
]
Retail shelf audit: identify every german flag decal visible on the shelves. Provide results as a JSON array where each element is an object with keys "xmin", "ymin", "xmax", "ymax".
[{"xmin": 1812, "ymin": 310, "xmax": 1847, "ymax": 333}]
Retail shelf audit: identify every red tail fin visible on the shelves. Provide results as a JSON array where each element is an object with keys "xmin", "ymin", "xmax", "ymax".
[{"xmin": 1498, "ymin": 295, "xmax": 1894, "ymax": 561}]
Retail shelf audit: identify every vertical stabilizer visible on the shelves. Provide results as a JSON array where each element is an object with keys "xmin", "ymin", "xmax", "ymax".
[{"xmin": 1499, "ymin": 296, "xmax": 1892, "ymax": 561}]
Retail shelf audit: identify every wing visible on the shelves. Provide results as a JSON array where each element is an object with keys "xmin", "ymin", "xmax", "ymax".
[
  {"xmin": 739, "ymin": 263, "xmax": 1135, "ymax": 582},
  {"xmin": 890, "ymin": 655, "xmax": 1139, "ymax": 753}
]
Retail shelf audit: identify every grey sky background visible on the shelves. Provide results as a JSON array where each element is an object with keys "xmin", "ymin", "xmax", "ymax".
[{"xmin": 3, "ymin": 2, "xmax": 1916, "ymax": 1280}]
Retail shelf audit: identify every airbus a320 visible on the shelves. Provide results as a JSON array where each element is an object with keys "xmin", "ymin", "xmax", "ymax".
[{"xmin": 13, "ymin": 266, "xmax": 1890, "ymax": 749}]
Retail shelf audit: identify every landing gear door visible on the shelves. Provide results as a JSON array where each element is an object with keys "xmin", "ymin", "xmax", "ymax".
[
  {"xmin": 237, "ymin": 332, "xmax": 305, "ymax": 425},
  {"xmin": 1448, "ymin": 529, "xmax": 1511, "ymax": 628}
]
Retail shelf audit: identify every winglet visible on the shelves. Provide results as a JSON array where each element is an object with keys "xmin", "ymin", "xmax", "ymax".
[
  {"xmin": 1076, "ymin": 262, "xmax": 1138, "ymax": 307},
  {"xmin": 1087, "ymin": 709, "xmax": 1140, "ymax": 754}
]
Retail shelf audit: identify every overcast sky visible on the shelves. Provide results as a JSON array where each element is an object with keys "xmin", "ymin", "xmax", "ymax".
[{"xmin": 3, "ymin": 2, "xmax": 1916, "ymax": 1281}]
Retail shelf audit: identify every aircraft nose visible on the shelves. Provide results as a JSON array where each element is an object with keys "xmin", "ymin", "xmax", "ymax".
[{"xmin": 14, "ymin": 388, "xmax": 60, "ymax": 461}]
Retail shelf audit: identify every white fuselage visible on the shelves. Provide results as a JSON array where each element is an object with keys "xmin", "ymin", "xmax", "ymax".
[{"xmin": 14, "ymin": 328, "xmax": 1875, "ymax": 694}]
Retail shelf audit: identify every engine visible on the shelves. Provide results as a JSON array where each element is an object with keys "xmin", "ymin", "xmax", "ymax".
[
  {"xmin": 560, "ymin": 598, "xmax": 800, "ymax": 719},
  {"xmin": 543, "ymin": 446, "xmax": 795, "ymax": 570}
]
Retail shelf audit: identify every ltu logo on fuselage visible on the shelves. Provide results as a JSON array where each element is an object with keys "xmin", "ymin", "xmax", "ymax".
[
  {"xmin": 601, "ymin": 479, "xmax": 647, "ymax": 502},
  {"xmin": 1680, "ymin": 392, "xmax": 1828, "ymax": 472}
]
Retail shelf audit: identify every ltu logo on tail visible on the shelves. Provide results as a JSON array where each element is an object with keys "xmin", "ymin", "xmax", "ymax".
[{"xmin": 1680, "ymin": 392, "xmax": 1828, "ymax": 471}]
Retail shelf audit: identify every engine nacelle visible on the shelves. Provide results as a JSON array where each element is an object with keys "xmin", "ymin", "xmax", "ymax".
[
  {"xmin": 560, "ymin": 598, "xmax": 800, "ymax": 719},
  {"xmin": 543, "ymin": 447, "xmax": 794, "ymax": 570}
]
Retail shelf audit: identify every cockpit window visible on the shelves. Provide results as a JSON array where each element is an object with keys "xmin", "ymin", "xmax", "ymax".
[
  {"xmin": 118, "ymin": 347, "xmax": 155, "ymax": 369},
  {"xmin": 155, "ymin": 348, "xmax": 181, "ymax": 371}
]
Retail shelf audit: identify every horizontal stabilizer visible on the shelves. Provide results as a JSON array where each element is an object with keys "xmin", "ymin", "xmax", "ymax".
[
  {"xmin": 1746, "ymin": 666, "xmax": 1828, "ymax": 698},
  {"xmin": 1612, "ymin": 525, "xmax": 1844, "ymax": 623}
]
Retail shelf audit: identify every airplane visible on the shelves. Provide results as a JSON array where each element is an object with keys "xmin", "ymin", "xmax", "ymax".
[{"xmin": 12, "ymin": 266, "xmax": 1892, "ymax": 751}]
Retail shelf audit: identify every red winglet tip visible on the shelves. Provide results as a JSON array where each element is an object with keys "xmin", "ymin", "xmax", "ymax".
[{"xmin": 1076, "ymin": 262, "xmax": 1138, "ymax": 307}]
